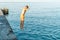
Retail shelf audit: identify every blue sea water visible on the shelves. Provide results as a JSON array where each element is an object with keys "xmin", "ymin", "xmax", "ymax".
[{"xmin": 0, "ymin": 2, "xmax": 60, "ymax": 40}]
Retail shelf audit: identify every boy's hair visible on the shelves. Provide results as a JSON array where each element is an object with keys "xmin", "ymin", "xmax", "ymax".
[{"xmin": 26, "ymin": 5, "xmax": 29, "ymax": 8}]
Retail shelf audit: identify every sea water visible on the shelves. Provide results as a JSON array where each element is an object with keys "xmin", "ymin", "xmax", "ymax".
[{"xmin": 0, "ymin": 2, "xmax": 60, "ymax": 40}]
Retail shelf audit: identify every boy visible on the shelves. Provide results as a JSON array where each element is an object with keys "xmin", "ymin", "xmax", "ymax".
[{"xmin": 20, "ymin": 5, "xmax": 29, "ymax": 29}]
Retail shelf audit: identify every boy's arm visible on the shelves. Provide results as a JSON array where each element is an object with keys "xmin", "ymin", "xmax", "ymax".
[
  {"xmin": 24, "ymin": 10, "xmax": 26, "ymax": 15},
  {"xmin": 24, "ymin": 8, "xmax": 28, "ymax": 15}
]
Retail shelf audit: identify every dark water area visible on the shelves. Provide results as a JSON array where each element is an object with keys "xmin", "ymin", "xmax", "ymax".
[{"xmin": 0, "ymin": 2, "xmax": 60, "ymax": 40}]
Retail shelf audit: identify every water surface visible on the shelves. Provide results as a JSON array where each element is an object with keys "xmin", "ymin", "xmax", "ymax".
[{"xmin": 0, "ymin": 2, "xmax": 60, "ymax": 40}]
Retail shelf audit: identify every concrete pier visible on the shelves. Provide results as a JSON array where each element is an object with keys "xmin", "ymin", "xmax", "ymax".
[{"xmin": 0, "ymin": 15, "xmax": 17, "ymax": 40}]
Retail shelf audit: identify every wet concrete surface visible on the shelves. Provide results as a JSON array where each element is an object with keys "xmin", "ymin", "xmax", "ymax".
[{"xmin": 0, "ymin": 15, "xmax": 17, "ymax": 40}]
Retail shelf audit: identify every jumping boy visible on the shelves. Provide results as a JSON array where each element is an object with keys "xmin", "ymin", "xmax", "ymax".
[{"xmin": 20, "ymin": 5, "xmax": 29, "ymax": 29}]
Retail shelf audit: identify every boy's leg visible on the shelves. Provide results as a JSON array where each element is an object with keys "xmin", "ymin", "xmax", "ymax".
[{"xmin": 20, "ymin": 21, "xmax": 24, "ymax": 29}]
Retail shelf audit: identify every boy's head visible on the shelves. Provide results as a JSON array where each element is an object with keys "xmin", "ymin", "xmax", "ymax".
[{"xmin": 25, "ymin": 5, "xmax": 29, "ymax": 9}]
